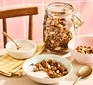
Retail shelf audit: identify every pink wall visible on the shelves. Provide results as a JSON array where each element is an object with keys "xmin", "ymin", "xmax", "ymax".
[
  {"xmin": 79, "ymin": 1, "xmax": 93, "ymax": 35},
  {"xmin": 0, "ymin": 0, "xmax": 93, "ymax": 48}
]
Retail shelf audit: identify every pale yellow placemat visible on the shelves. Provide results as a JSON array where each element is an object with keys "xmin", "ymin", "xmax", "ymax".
[
  {"xmin": 0, "ymin": 43, "xmax": 45, "ymax": 77},
  {"xmin": 0, "ymin": 54, "xmax": 25, "ymax": 77}
]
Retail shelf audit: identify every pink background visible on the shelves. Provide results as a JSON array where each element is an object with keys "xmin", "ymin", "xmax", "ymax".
[{"xmin": 0, "ymin": 0, "xmax": 93, "ymax": 48}]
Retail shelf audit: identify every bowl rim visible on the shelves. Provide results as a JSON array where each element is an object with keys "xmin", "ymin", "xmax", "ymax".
[
  {"xmin": 68, "ymin": 35, "xmax": 93, "ymax": 45},
  {"xmin": 22, "ymin": 54, "xmax": 73, "ymax": 80},
  {"xmin": 5, "ymin": 39, "xmax": 37, "ymax": 53}
]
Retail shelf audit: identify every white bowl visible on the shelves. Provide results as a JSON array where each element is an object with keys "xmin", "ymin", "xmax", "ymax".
[
  {"xmin": 68, "ymin": 35, "xmax": 93, "ymax": 65},
  {"xmin": 6, "ymin": 40, "xmax": 37, "ymax": 59},
  {"xmin": 22, "ymin": 54, "xmax": 73, "ymax": 84}
]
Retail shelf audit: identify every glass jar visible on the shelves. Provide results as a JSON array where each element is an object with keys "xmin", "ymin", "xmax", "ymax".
[{"xmin": 43, "ymin": 2, "xmax": 83, "ymax": 53}]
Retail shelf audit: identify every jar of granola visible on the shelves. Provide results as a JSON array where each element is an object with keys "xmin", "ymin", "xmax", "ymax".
[{"xmin": 43, "ymin": 2, "xmax": 83, "ymax": 53}]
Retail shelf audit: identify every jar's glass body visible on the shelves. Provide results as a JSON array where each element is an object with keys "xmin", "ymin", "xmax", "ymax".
[{"xmin": 43, "ymin": 2, "xmax": 81, "ymax": 53}]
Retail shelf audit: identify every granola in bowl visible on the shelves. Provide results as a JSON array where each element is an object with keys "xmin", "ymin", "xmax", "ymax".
[
  {"xmin": 29, "ymin": 59, "xmax": 68, "ymax": 79},
  {"xmin": 22, "ymin": 54, "xmax": 73, "ymax": 84}
]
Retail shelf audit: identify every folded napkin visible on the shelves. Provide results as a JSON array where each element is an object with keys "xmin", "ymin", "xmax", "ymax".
[
  {"xmin": 0, "ymin": 43, "xmax": 45, "ymax": 77},
  {"xmin": 0, "ymin": 54, "xmax": 24, "ymax": 77}
]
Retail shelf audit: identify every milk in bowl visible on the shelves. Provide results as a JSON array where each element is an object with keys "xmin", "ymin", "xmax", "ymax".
[{"xmin": 6, "ymin": 40, "xmax": 37, "ymax": 59}]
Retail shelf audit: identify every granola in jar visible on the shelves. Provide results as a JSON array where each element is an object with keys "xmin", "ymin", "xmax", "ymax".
[{"xmin": 43, "ymin": 2, "xmax": 83, "ymax": 53}]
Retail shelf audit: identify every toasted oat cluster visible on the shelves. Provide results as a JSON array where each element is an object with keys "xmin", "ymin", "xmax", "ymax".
[
  {"xmin": 30, "ymin": 59, "xmax": 68, "ymax": 78},
  {"xmin": 76, "ymin": 45, "xmax": 93, "ymax": 54},
  {"xmin": 43, "ymin": 15, "xmax": 73, "ymax": 52}
]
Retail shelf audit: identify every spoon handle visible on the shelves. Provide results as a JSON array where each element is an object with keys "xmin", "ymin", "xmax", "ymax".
[
  {"xmin": 73, "ymin": 76, "xmax": 82, "ymax": 85},
  {"xmin": 2, "ymin": 32, "xmax": 20, "ymax": 49}
]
